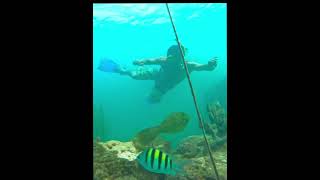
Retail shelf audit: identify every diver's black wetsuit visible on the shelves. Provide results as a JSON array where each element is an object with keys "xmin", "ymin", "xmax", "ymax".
[
  {"xmin": 147, "ymin": 61, "xmax": 196, "ymax": 103},
  {"xmin": 155, "ymin": 63, "xmax": 186, "ymax": 93}
]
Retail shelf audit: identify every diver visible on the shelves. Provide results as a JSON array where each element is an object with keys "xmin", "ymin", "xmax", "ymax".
[{"xmin": 98, "ymin": 44, "xmax": 218, "ymax": 103}]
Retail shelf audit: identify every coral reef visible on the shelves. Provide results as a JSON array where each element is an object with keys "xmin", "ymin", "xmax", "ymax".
[
  {"xmin": 132, "ymin": 112, "xmax": 190, "ymax": 151},
  {"xmin": 102, "ymin": 140, "xmax": 138, "ymax": 161},
  {"xmin": 93, "ymin": 110, "xmax": 227, "ymax": 180},
  {"xmin": 94, "ymin": 136, "xmax": 227, "ymax": 180},
  {"xmin": 174, "ymin": 135, "xmax": 227, "ymax": 158},
  {"xmin": 207, "ymin": 101, "xmax": 226, "ymax": 135},
  {"xmin": 204, "ymin": 101, "xmax": 227, "ymax": 150},
  {"xmin": 174, "ymin": 135, "xmax": 214, "ymax": 158},
  {"xmin": 93, "ymin": 140, "xmax": 162, "ymax": 180},
  {"xmin": 173, "ymin": 134, "xmax": 227, "ymax": 180},
  {"xmin": 179, "ymin": 154, "xmax": 227, "ymax": 180}
]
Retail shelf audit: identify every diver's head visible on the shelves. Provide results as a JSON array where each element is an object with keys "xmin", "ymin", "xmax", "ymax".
[{"xmin": 167, "ymin": 44, "xmax": 187, "ymax": 61}]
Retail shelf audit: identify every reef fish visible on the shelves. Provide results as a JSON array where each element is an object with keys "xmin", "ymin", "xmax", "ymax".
[{"xmin": 136, "ymin": 148, "xmax": 176, "ymax": 176}]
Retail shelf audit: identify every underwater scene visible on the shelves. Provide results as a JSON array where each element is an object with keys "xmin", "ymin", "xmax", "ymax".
[{"xmin": 93, "ymin": 3, "xmax": 227, "ymax": 180}]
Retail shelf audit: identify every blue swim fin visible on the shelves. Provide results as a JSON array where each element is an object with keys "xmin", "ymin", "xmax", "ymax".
[{"xmin": 98, "ymin": 58, "xmax": 120, "ymax": 73}]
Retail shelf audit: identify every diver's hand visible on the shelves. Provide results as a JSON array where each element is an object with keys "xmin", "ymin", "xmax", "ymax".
[
  {"xmin": 133, "ymin": 60, "xmax": 144, "ymax": 66},
  {"xmin": 208, "ymin": 57, "xmax": 218, "ymax": 68}
]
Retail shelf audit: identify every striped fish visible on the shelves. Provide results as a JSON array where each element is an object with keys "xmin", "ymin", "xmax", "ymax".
[{"xmin": 136, "ymin": 148, "xmax": 176, "ymax": 176}]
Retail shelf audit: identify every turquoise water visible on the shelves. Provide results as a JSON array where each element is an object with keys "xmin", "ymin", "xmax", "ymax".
[{"xmin": 93, "ymin": 3, "xmax": 227, "ymax": 147}]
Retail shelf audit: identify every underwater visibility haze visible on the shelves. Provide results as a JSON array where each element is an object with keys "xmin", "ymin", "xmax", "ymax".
[{"xmin": 93, "ymin": 3, "xmax": 227, "ymax": 180}]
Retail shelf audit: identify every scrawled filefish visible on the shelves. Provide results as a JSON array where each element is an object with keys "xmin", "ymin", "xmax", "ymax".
[{"xmin": 136, "ymin": 148, "xmax": 176, "ymax": 176}]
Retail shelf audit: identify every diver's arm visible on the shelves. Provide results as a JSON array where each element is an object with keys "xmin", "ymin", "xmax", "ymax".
[
  {"xmin": 188, "ymin": 58, "xmax": 217, "ymax": 71},
  {"xmin": 133, "ymin": 57, "xmax": 166, "ymax": 66}
]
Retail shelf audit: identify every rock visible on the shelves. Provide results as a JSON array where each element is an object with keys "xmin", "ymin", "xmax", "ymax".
[
  {"xmin": 174, "ymin": 135, "xmax": 214, "ymax": 158},
  {"xmin": 171, "ymin": 134, "xmax": 227, "ymax": 180},
  {"xmin": 182, "ymin": 155, "xmax": 227, "ymax": 180},
  {"xmin": 206, "ymin": 101, "xmax": 227, "ymax": 139},
  {"xmin": 93, "ymin": 140, "xmax": 159, "ymax": 180},
  {"xmin": 114, "ymin": 175, "xmax": 137, "ymax": 180},
  {"xmin": 204, "ymin": 101, "xmax": 227, "ymax": 151},
  {"xmin": 94, "ymin": 137, "xmax": 227, "ymax": 180},
  {"xmin": 183, "ymin": 157, "xmax": 215, "ymax": 180},
  {"xmin": 103, "ymin": 140, "xmax": 138, "ymax": 161},
  {"xmin": 204, "ymin": 123, "xmax": 218, "ymax": 140}
]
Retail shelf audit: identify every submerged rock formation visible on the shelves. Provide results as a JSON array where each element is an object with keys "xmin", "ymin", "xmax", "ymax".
[
  {"xmin": 180, "ymin": 154, "xmax": 227, "ymax": 180},
  {"xmin": 173, "ymin": 135, "xmax": 227, "ymax": 180},
  {"xmin": 94, "ymin": 136, "xmax": 227, "ymax": 180},
  {"xmin": 204, "ymin": 101, "xmax": 227, "ymax": 151},
  {"xmin": 93, "ymin": 140, "xmax": 162, "ymax": 180},
  {"xmin": 174, "ymin": 135, "xmax": 213, "ymax": 158},
  {"xmin": 94, "ymin": 109, "xmax": 227, "ymax": 180}
]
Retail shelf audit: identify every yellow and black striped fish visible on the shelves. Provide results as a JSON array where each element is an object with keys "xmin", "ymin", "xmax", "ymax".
[{"xmin": 136, "ymin": 148, "xmax": 176, "ymax": 175}]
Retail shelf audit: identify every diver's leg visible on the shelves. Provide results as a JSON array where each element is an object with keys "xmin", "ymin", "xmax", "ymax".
[
  {"xmin": 117, "ymin": 68, "xmax": 158, "ymax": 80},
  {"xmin": 117, "ymin": 69, "xmax": 141, "ymax": 79},
  {"xmin": 147, "ymin": 87, "xmax": 164, "ymax": 104}
]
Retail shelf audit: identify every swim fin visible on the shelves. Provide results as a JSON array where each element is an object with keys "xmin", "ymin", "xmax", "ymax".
[{"xmin": 98, "ymin": 58, "xmax": 120, "ymax": 73}]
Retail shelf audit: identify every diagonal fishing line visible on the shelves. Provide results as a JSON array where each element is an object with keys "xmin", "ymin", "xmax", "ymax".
[{"xmin": 165, "ymin": 3, "xmax": 221, "ymax": 180}]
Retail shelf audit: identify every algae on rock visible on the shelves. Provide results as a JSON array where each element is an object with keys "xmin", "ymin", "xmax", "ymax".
[
  {"xmin": 172, "ymin": 134, "xmax": 227, "ymax": 180},
  {"xmin": 204, "ymin": 101, "xmax": 227, "ymax": 150},
  {"xmin": 93, "ymin": 140, "xmax": 162, "ymax": 180},
  {"xmin": 94, "ymin": 137, "xmax": 226, "ymax": 180},
  {"xmin": 93, "ymin": 109, "xmax": 227, "ymax": 179}
]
